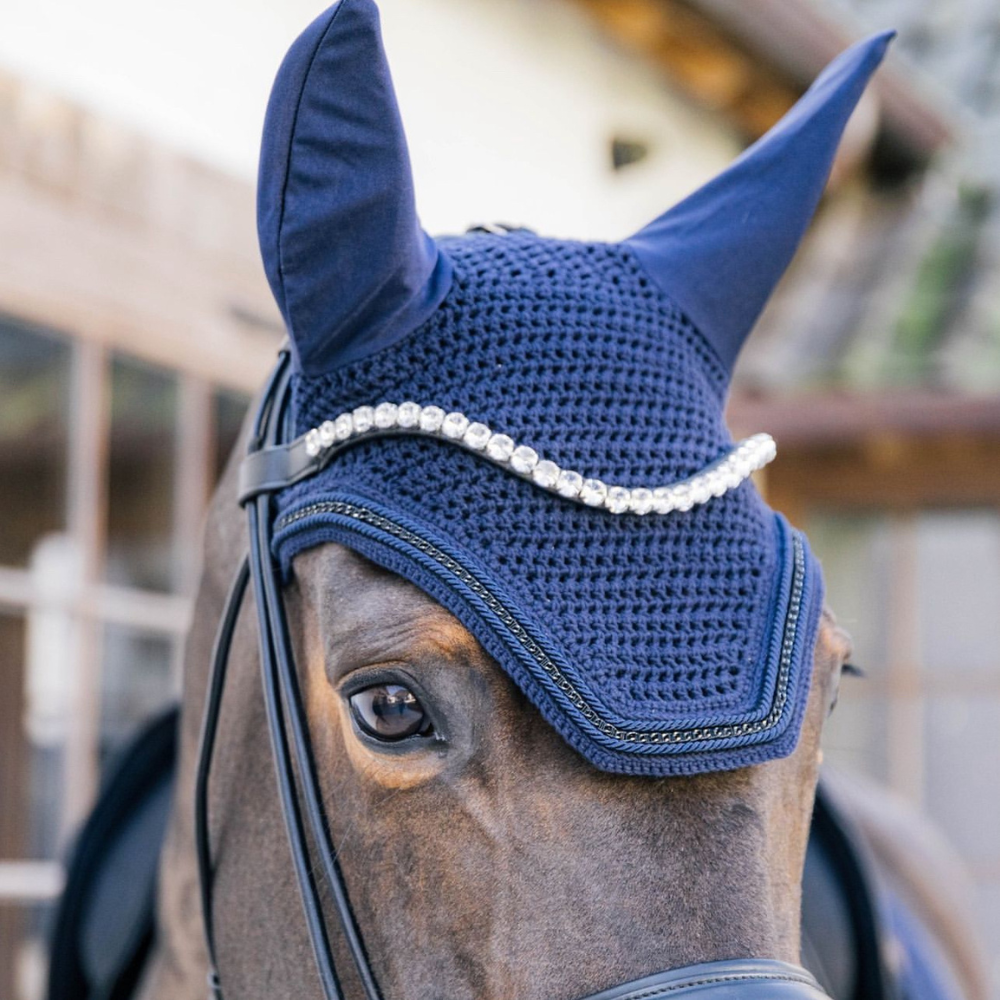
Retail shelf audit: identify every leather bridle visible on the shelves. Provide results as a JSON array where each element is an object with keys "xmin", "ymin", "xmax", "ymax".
[{"xmin": 193, "ymin": 348, "xmax": 833, "ymax": 1000}]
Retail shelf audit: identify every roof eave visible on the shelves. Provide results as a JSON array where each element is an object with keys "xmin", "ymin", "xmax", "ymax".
[{"xmin": 685, "ymin": 0, "xmax": 955, "ymax": 166}]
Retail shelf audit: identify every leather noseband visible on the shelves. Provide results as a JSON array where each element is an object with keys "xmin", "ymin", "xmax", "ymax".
[{"xmin": 583, "ymin": 960, "xmax": 829, "ymax": 1000}]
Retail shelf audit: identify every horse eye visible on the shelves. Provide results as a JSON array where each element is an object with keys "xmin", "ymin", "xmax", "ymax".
[{"xmin": 349, "ymin": 684, "xmax": 433, "ymax": 741}]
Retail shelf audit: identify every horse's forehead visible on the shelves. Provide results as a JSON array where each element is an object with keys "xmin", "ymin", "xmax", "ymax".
[
  {"xmin": 291, "ymin": 543, "xmax": 480, "ymax": 667},
  {"xmin": 294, "ymin": 542, "xmax": 433, "ymax": 611}
]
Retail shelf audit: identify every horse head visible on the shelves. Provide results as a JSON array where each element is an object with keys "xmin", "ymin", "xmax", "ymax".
[{"xmin": 153, "ymin": 4, "xmax": 892, "ymax": 998}]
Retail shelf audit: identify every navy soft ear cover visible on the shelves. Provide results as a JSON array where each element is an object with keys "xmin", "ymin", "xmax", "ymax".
[
  {"xmin": 625, "ymin": 30, "xmax": 894, "ymax": 373},
  {"xmin": 256, "ymin": 7, "xmax": 895, "ymax": 777},
  {"xmin": 257, "ymin": 0, "xmax": 452, "ymax": 376}
]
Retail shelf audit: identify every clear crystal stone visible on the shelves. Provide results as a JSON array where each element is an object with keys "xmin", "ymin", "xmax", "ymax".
[
  {"xmin": 318, "ymin": 420, "xmax": 336, "ymax": 448},
  {"xmin": 653, "ymin": 486, "xmax": 675, "ymax": 514},
  {"xmin": 442, "ymin": 411, "xmax": 470, "ymax": 439},
  {"xmin": 352, "ymin": 405, "xmax": 374, "ymax": 434},
  {"xmin": 304, "ymin": 429, "xmax": 322, "ymax": 457},
  {"xmin": 510, "ymin": 445, "xmax": 539, "ymax": 474},
  {"xmin": 397, "ymin": 401, "xmax": 421, "ymax": 428},
  {"xmin": 486, "ymin": 433, "xmax": 515, "ymax": 462},
  {"xmin": 672, "ymin": 483, "xmax": 694, "ymax": 511},
  {"xmin": 335, "ymin": 413, "xmax": 353, "ymax": 441},
  {"xmin": 333, "ymin": 413, "xmax": 354, "ymax": 441},
  {"xmin": 629, "ymin": 487, "xmax": 654, "ymax": 515},
  {"xmin": 606, "ymin": 486, "xmax": 630, "ymax": 514},
  {"xmin": 463, "ymin": 422, "xmax": 491, "ymax": 450},
  {"xmin": 419, "ymin": 405, "xmax": 445, "ymax": 432},
  {"xmin": 374, "ymin": 402, "xmax": 398, "ymax": 429},
  {"xmin": 721, "ymin": 466, "xmax": 742, "ymax": 490},
  {"xmin": 532, "ymin": 459, "xmax": 560, "ymax": 488},
  {"xmin": 580, "ymin": 479, "xmax": 607, "ymax": 506},
  {"xmin": 689, "ymin": 479, "xmax": 712, "ymax": 505},
  {"xmin": 556, "ymin": 470, "xmax": 583, "ymax": 498}
]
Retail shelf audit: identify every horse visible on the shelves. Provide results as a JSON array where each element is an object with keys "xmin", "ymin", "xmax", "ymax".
[
  {"xmin": 82, "ymin": 2, "xmax": 985, "ymax": 998},
  {"xmin": 127, "ymin": 414, "xmax": 988, "ymax": 1000}
]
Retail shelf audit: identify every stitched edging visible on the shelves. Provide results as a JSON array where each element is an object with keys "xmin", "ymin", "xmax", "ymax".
[{"xmin": 620, "ymin": 243, "xmax": 733, "ymax": 389}]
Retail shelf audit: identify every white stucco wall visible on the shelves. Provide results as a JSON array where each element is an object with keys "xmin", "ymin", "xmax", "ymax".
[{"xmin": 0, "ymin": 0, "xmax": 740, "ymax": 239}]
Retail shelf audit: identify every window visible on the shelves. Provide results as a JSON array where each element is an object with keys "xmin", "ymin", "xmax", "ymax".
[
  {"xmin": 0, "ymin": 319, "xmax": 71, "ymax": 567},
  {"xmin": 105, "ymin": 355, "xmax": 180, "ymax": 593},
  {"xmin": 0, "ymin": 315, "xmax": 249, "ymax": 999},
  {"xmin": 213, "ymin": 387, "xmax": 250, "ymax": 484},
  {"xmin": 99, "ymin": 624, "xmax": 177, "ymax": 767}
]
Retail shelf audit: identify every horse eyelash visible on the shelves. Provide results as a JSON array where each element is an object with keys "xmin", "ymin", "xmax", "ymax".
[{"xmin": 842, "ymin": 662, "xmax": 865, "ymax": 678}]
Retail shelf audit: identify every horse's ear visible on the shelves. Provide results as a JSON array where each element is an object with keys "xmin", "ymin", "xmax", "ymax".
[
  {"xmin": 624, "ymin": 31, "xmax": 894, "ymax": 375},
  {"xmin": 257, "ymin": 0, "xmax": 452, "ymax": 376}
]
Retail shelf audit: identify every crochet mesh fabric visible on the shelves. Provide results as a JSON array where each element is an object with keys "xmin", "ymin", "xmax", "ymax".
[{"xmin": 274, "ymin": 231, "xmax": 823, "ymax": 775}]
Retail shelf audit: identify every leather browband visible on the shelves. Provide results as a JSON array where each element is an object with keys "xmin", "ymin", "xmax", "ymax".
[
  {"xmin": 238, "ymin": 435, "xmax": 319, "ymax": 504},
  {"xmin": 579, "ymin": 959, "xmax": 830, "ymax": 1000},
  {"xmin": 238, "ymin": 431, "xmax": 397, "ymax": 505}
]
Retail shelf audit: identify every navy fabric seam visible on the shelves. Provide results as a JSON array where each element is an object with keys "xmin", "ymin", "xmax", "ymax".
[
  {"xmin": 619, "ymin": 242, "xmax": 731, "ymax": 389},
  {"xmin": 746, "ymin": 513, "xmax": 792, "ymax": 717},
  {"xmin": 297, "ymin": 249, "xmax": 451, "ymax": 377},
  {"xmin": 789, "ymin": 535, "xmax": 825, "ymax": 744}
]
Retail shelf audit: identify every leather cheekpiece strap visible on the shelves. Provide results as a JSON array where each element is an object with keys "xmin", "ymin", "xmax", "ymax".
[{"xmin": 580, "ymin": 959, "xmax": 830, "ymax": 1000}]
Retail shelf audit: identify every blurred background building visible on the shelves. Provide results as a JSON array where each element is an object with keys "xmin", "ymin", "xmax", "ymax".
[{"xmin": 0, "ymin": 0, "xmax": 996, "ymax": 997}]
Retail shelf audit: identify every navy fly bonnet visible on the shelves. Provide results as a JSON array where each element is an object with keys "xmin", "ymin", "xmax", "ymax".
[{"xmin": 257, "ymin": 0, "xmax": 892, "ymax": 777}]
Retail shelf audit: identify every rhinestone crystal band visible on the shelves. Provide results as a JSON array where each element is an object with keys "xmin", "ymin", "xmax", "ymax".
[{"xmin": 302, "ymin": 402, "xmax": 776, "ymax": 515}]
